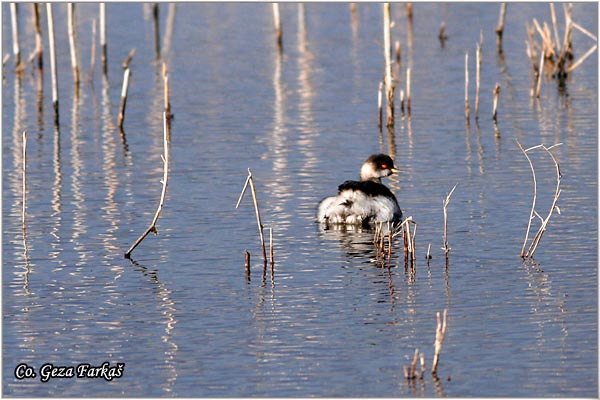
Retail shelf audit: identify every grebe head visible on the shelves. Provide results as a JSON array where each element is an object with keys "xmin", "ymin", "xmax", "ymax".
[{"xmin": 360, "ymin": 154, "xmax": 398, "ymax": 182}]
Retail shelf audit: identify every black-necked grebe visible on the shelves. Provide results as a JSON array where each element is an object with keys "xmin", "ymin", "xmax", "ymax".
[{"xmin": 317, "ymin": 154, "xmax": 402, "ymax": 225}]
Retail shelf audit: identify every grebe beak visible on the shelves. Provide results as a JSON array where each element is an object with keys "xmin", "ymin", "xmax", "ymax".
[{"xmin": 390, "ymin": 167, "xmax": 399, "ymax": 175}]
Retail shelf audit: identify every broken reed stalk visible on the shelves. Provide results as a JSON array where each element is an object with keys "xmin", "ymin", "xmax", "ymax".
[
  {"xmin": 464, "ymin": 51, "xmax": 470, "ymax": 120},
  {"xmin": 377, "ymin": 81, "xmax": 383, "ymax": 128},
  {"xmin": 431, "ymin": 309, "xmax": 448, "ymax": 375},
  {"xmin": 442, "ymin": 184, "xmax": 458, "ymax": 257},
  {"xmin": 244, "ymin": 250, "xmax": 251, "ymax": 280},
  {"xmin": 46, "ymin": 3, "xmax": 59, "ymax": 123},
  {"xmin": 492, "ymin": 83, "xmax": 500, "ymax": 121},
  {"xmin": 31, "ymin": 3, "xmax": 43, "ymax": 70},
  {"xmin": 383, "ymin": 2, "xmax": 395, "ymax": 126},
  {"xmin": 89, "ymin": 19, "xmax": 96, "ymax": 79},
  {"xmin": 406, "ymin": 68, "xmax": 411, "ymax": 116},
  {"xmin": 269, "ymin": 227, "xmax": 274, "ymax": 267},
  {"xmin": 535, "ymin": 49, "xmax": 544, "ymax": 98},
  {"xmin": 10, "ymin": 3, "xmax": 20, "ymax": 68},
  {"xmin": 124, "ymin": 112, "xmax": 170, "ymax": 258},
  {"xmin": 426, "ymin": 243, "xmax": 432, "ymax": 260},
  {"xmin": 272, "ymin": 3, "xmax": 283, "ymax": 52},
  {"xmin": 236, "ymin": 169, "xmax": 268, "ymax": 266},
  {"xmin": 163, "ymin": 62, "xmax": 172, "ymax": 121},
  {"xmin": 117, "ymin": 67, "xmax": 131, "ymax": 130},
  {"xmin": 100, "ymin": 3, "xmax": 107, "ymax": 75},
  {"xmin": 22, "ymin": 130, "xmax": 27, "ymax": 228},
  {"xmin": 67, "ymin": 3, "xmax": 80, "ymax": 89},
  {"xmin": 567, "ymin": 44, "xmax": 598, "ymax": 74},
  {"xmin": 403, "ymin": 348, "xmax": 423, "ymax": 380},
  {"xmin": 475, "ymin": 43, "xmax": 481, "ymax": 120},
  {"xmin": 400, "ymin": 89, "xmax": 405, "ymax": 114},
  {"xmin": 517, "ymin": 141, "xmax": 562, "ymax": 258},
  {"xmin": 495, "ymin": 3, "xmax": 507, "ymax": 53},
  {"xmin": 395, "ymin": 40, "xmax": 401, "ymax": 66}
]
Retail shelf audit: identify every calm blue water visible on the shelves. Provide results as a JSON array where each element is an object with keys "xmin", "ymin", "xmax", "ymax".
[{"xmin": 3, "ymin": 2, "xmax": 597, "ymax": 397}]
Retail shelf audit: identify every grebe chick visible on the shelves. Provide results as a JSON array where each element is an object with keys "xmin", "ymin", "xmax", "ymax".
[{"xmin": 317, "ymin": 154, "xmax": 402, "ymax": 226}]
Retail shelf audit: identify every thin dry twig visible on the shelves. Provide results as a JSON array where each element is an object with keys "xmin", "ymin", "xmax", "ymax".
[
  {"xmin": 517, "ymin": 141, "xmax": 562, "ymax": 258},
  {"xmin": 124, "ymin": 112, "xmax": 170, "ymax": 258}
]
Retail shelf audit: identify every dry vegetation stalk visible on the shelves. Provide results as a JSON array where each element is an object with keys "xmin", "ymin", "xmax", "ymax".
[
  {"xmin": 464, "ymin": 51, "xmax": 470, "ymax": 120},
  {"xmin": 475, "ymin": 43, "xmax": 481, "ymax": 119},
  {"xmin": 117, "ymin": 67, "xmax": 131, "ymax": 129},
  {"xmin": 442, "ymin": 184, "xmax": 458, "ymax": 257},
  {"xmin": 403, "ymin": 348, "xmax": 422, "ymax": 380},
  {"xmin": 125, "ymin": 112, "xmax": 170, "ymax": 258},
  {"xmin": 406, "ymin": 68, "xmax": 411, "ymax": 116},
  {"xmin": 377, "ymin": 81, "xmax": 383, "ymax": 128},
  {"xmin": 236, "ymin": 169, "xmax": 268, "ymax": 266},
  {"xmin": 100, "ymin": 3, "xmax": 107, "ymax": 75},
  {"xmin": 431, "ymin": 309, "xmax": 448, "ymax": 375},
  {"xmin": 46, "ymin": 3, "xmax": 59, "ymax": 122},
  {"xmin": 383, "ymin": 3, "xmax": 395, "ymax": 126},
  {"xmin": 272, "ymin": 3, "xmax": 283, "ymax": 52},
  {"xmin": 492, "ymin": 83, "xmax": 500, "ymax": 121},
  {"xmin": 163, "ymin": 62, "xmax": 172, "ymax": 121},
  {"xmin": 67, "ymin": 3, "xmax": 80, "ymax": 88},
  {"xmin": 245, "ymin": 250, "xmax": 251, "ymax": 280},
  {"xmin": 89, "ymin": 19, "xmax": 96, "ymax": 79},
  {"xmin": 495, "ymin": 3, "xmax": 507, "ymax": 53},
  {"xmin": 10, "ymin": 3, "xmax": 20, "ymax": 68},
  {"xmin": 31, "ymin": 4, "xmax": 43, "ymax": 70}
]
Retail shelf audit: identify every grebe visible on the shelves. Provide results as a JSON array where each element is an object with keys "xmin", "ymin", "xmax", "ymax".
[{"xmin": 317, "ymin": 154, "xmax": 402, "ymax": 226}]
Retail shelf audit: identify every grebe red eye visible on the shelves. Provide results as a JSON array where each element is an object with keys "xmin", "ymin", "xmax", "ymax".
[{"xmin": 381, "ymin": 164, "xmax": 387, "ymax": 169}]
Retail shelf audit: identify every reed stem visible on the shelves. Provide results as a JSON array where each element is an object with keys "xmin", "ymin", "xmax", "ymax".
[
  {"xmin": 406, "ymin": 68, "xmax": 411, "ymax": 116},
  {"xmin": 125, "ymin": 112, "xmax": 170, "ymax": 258},
  {"xmin": 100, "ymin": 3, "xmax": 107, "ymax": 75},
  {"xmin": 163, "ymin": 62, "xmax": 172, "ymax": 121},
  {"xmin": 492, "ymin": 83, "xmax": 500, "ymax": 121},
  {"xmin": 431, "ymin": 309, "xmax": 448, "ymax": 375},
  {"xmin": 464, "ymin": 51, "xmax": 470, "ymax": 120},
  {"xmin": 10, "ymin": 3, "xmax": 20, "ymax": 68},
  {"xmin": 32, "ymin": 3, "xmax": 43, "ymax": 70},
  {"xmin": 383, "ymin": 2, "xmax": 395, "ymax": 126},
  {"xmin": 495, "ymin": 3, "xmax": 507, "ymax": 53},
  {"xmin": 67, "ymin": 3, "xmax": 80, "ymax": 89},
  {"xmin": 46, "ymin": 3, "xmax": 59, "ymax": 123},
  {"xmin": 245, "ymin": 250, "xmax": 251, "ymax": 280},
  {"xmin": 377, "ymin": 81, "xmax": 383, "ymax": 128},
  {"xmin": 118, "ymin": 67, "xmax": 131, "ymax": 130},
  {"xmin": 475, "ymin": 42, "xmax": 481, "ymax": 120},
  {"xmin": 272, "ymin": 3, "xmax": 283, "ymax": 52},
  {"xmin": 236, "ymin": 169, "xmax": 268, "ymax": 266}
]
